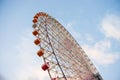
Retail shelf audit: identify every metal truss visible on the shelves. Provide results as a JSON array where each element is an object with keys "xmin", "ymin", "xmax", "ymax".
[{"xmin": 32, "ymin": 12, "xmax": 103, "ymax": 80}]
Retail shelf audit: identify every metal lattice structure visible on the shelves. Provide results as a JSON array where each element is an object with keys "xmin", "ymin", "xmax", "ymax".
[{"xmin": 32, "ymin": 12, "xmax": 103, "ymax": 80}]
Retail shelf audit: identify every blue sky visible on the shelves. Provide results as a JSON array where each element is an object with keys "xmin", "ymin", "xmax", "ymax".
[{"xmin": 0, "ymin": 0, "xmax": 120, "ymax": 80}]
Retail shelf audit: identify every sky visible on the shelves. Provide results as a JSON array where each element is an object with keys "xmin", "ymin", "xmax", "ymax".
[{"xmin": 0, "ymin": 0, "xmax": 120, "ymax": 80}]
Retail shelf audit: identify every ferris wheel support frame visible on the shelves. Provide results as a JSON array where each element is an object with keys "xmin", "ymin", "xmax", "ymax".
[{"xmin": 44, "ymin": 23, "xmax": 67, "ymax": 80}]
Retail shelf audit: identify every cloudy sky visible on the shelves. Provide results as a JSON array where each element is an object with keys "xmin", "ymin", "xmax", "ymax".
[{"xmin": 0, "ymin": 0, "xmax": 120, "ymax": 80}]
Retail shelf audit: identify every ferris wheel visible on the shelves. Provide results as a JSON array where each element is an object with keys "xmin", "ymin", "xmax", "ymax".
[{"xmin": 32, "ymin": 12, "xmax": 103, "ymax": 80}]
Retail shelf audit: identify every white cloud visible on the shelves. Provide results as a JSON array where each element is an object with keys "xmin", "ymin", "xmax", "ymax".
[
  {"xmin": 65, "ymin": 22, "xmax": 120, "ymax": 65},
  {"xmin": 82, "ymin": 40, "xmax": 120, "ymax": 65},
  {"xmin": 101, "ymin": 14, "xmax": 120, "ymax": 40},
  {"xmin": 84, "ymin": 33, "xmax": 94, "ymax": 43}
]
